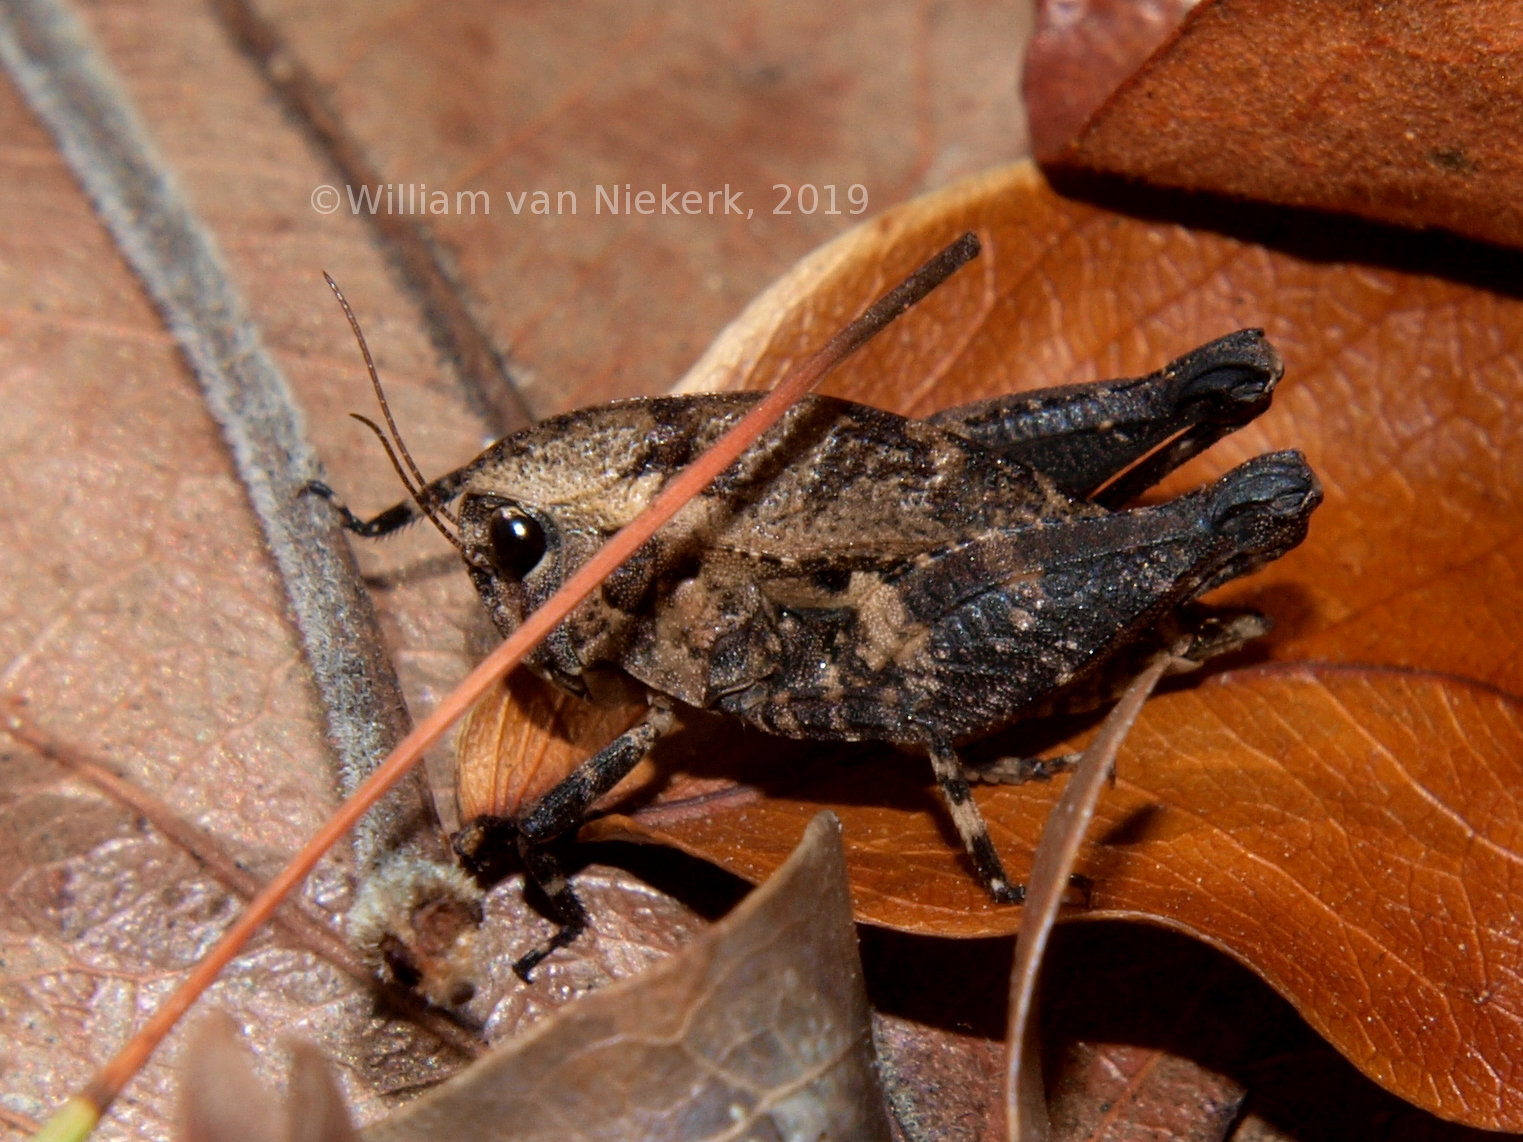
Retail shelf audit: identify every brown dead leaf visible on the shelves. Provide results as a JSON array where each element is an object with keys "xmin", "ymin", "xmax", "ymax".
[
  {"xmin": 454, "ymin": 863, "xmax": 709, "ymax": 1044},
  {"xmin": 1050, "ymin": 1042, "xmax": 1246, "ymax": 1142},
  {"xmin": 454, "ymin": 672, "xmax": 646, "ymax": 824},
  {"xmin": 179, "ymin": 1013, "xmax": 285, "ymax": 1142},
  {"xmin": 610, "ymin": 665, "xmax": 1523, "ymax": 1127},
  {"xmin": 0, "ymin": 42, "xmax": 468, "ymax": 1132},
  {"xmin": 365, "ymin": 812, "xmax": 892, "ymax": 1142},
  {"xmin": 1023, "ymin": 0, "xmax": 1196, "ymax": 163},
  {"xmin": 1034, "ymin": 0, "xmax": 1523, "ymax": 252},
  {"xmin": 869, "ymin": 922, "xmax": 1339, "ymax": 1142},
  {"xmin": 251, "ymin": 0, "xmax": 1033, "ymax": 415},
  {"xmin": 0, "ymin": 0, "xmax": 1033, "ymax": 1133},
  {"xmin": 177, "ymin": 1011, "xmax": 359, "ymax": 1142},
  {"xmin": 871, "ymin": 1013, "xmax": 1007, "ymax": 1142},
  {"xmin": 1040, "ymin": 923, "xmax": 1273, "ymax": 1142},
  {"xmin": 1037, "ymin": 920, "xmax": 1514, "ymax": 1142},
  {"xmin": 13, "ymin": 0, "xmax": 1519, "ymax": 1132},
  {"xmin": 577, "ymin": 164, "xmax": 1523, "ymax": 1127}
]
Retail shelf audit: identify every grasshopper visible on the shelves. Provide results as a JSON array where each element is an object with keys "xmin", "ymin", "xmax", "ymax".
[{"xmin": 320, "ymin": 322, "xmax": 1319, "ymax": 989}]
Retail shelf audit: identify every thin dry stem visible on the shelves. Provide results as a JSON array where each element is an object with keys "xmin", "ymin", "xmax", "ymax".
[{"xmin": 1004, "ymin": 654, "xmax": 1177, "ymax": 1142}]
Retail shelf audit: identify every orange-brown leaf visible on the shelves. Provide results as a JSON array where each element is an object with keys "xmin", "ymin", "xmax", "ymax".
[
  {"xmin": 455, "ymin": 672, "xmax": 645, "ymax": 823},
  {"xmin": 1034, "ymin": 0, "xmax": 1523, "ymax": 252},
  {"xmin": 600, "ymin": 667, "xmax": 1523, "ymax": 1129}
]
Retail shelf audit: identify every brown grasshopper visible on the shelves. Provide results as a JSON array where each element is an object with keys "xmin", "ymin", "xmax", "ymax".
[{"xmin": 318, "ymin": 324, "xmax": 1319, "ymax": 988}]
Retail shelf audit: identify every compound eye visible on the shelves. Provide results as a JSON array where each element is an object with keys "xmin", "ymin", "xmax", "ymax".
[{"xmin": 488, "ymin": 507, "xmax": 546, "ymax": 578}]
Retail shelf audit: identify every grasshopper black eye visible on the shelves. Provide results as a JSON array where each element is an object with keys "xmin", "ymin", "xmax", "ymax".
[{"xmin": 489, "ymin": 508, "xmax": 547, "ymax": 578}]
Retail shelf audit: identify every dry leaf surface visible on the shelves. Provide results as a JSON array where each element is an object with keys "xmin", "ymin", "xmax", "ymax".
[
  {"xmin": 576, "ymin": 163, "xmax": 1523, "ymax": 1129},
  {"xmin": 365, "ymin": 812, "xmax": 892, "ymax": 1142},
  {"xmin": 874, "ymin": 916, "xmax": 1518, "ymax": 1142},
  {"xmin": 450, "ymin": 864, "xmax": 709, "ymax": 1045},
  {"xmin": 1034, "ymin": 0, "xmax": 1523, "ymax": 252},
  {"xmin": 0, "ymin": 48, "xmax": 460, "ymax": 1137},
  {"xmin": 1, "ymin": 1, "xmax": 700, "ymax": 1121},
  {"xmin": 11, "ymin": 0, "xmax": 1520, "ymax": 1135},
  {"xmin": 176, "ymin": 1011, "xmax": 361, "ymax": 1142},
  {"xmin": 1023, "ymin": 0, "xmax": 1197, "ymax": 162},
  {"xmin": 454, "ymin": 673, "xmax": 646, "ymax": 825},
  {"xmin": 1, "ymin": 1, "xmax": 1033, "ymax": 1135},
  {"xmin": 249, "ymin": 0, "xmax": 1033, "ymax": 414}
]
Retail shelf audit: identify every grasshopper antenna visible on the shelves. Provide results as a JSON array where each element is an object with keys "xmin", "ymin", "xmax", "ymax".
[
  {"xmin": 347, "ymin": 413, "xmax": 473, "ymax": 560},
  {"xmin": 323, "ymin": 272, "xmax": 439, "ymax": 509},
  {"xmin": 323, "ymin": 273, "xmax": 468, "ymax": 555}
]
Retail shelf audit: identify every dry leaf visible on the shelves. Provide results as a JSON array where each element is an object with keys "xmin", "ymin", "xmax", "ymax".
[
  {"xmin": 0, "ymin": 39, "xmax": 468, "ymax": 1129},
  {"xmin": 1033, "ymin": 0, "xmax": 1523, "ymax": 252},
  {"xmin": 570, "ymin": 162, "xmax": 1523, "ymax": 1129},
  {"xmin": 165, "ymin": 811, "xmax": 891, "ymax": 1142},
  {"xmin": 11, "ymin": 0, "xmax": 1517, "ymax": 1134},
  {"xmin": 252, "ymin": 0, "xmax": 1033, "ymax": 412},
  {"xmin": 176, "ymin": 1012, "xmax": 358, "ymax": 1142},
  {"xmin": 1036, "ymin": 918, "xmax": 1513, "ymax": 1142},
  {"xmin": 178, "ymin": 1013, "xmax": 284, "ymax": 1142},
  {"xmin": 0, "ymin": 0, "xmax": 1032, "ymax": 1133},
  {"xmin": 1050, "ymin": 1043, "xmax": 1245, "ymax": 1142},
  {"xmin": 1040, "ymin": 923, "xmax": 1264, "ymax": 1142},
  {"xmin": 1023, "ymin": 0, "xmax": 1196, "ymax": 163},
  {"xmin": 863, "ymin": 921, "xmax": 1263, "ymax": 1142},
  {"xmin": 451, "ymin": 863, "xmax": 710, "ymax": 1044},
  {"xmin": 453, "ymin": 643, "xmax": 649, "ymax": 825},
  {"xmin": 365, "ymin": 812, "xmax": 892, "ymax": 1142},
  {"xmin": 606, "ymin": 666, "xmax": 1523, "ymax": 1128},
  {"xmin": 870, "ymin": 1012, "xmax": 1006, "ymax": 1142}
]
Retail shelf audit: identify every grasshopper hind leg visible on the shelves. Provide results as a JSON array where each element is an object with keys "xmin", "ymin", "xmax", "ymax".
[
  {"xmin": 928, "ymin": 737, "xmax": 1025, "ymax": 905},
  {"xmin": 928, "ymin": 329, "xmax": 1282, "ymax": 505}
]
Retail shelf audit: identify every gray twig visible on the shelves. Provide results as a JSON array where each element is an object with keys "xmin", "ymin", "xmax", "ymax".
[{"xmin": 0, "ymin": 0, "xmax": 419, "ymax": 871}]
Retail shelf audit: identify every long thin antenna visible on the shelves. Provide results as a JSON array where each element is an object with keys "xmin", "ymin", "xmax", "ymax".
[
  {"xmin": 27, "ymin": 232, "xmax": 982, "ymax": 1142},
  {"xmin": 324, "ymin": 272, "xmax": 461, "ymax": 529}
]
